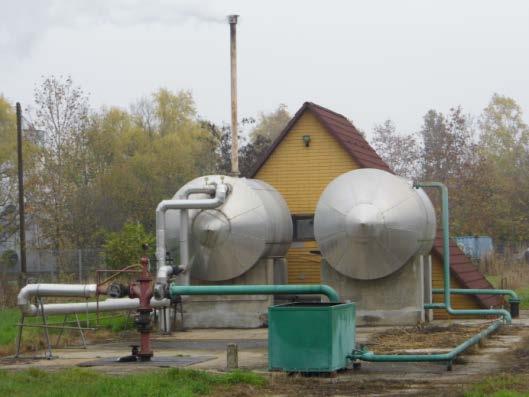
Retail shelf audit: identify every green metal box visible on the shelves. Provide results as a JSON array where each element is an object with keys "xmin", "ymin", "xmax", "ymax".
[{"xmin": 268, "ymin": 302, "xmax": 355, "ymax": 372}]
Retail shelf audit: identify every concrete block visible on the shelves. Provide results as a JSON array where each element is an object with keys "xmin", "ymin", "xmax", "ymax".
[
  {"xmin": 179, "ymin": 257, "xmax": 276, "ymax": 328},
  {"xmin": 322, "ymin": 257, "xmax": 425, "ymax": 326},
  {"xmin": 227, "ymin": 343, "xmax": 238, "ymax": 369}
]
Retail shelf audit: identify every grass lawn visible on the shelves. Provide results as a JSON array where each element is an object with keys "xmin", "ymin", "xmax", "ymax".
[
  {"xmin": 485, "ymin": 276, "xmax": 529, "ymax": 310},
  {"xmin": 0, "ymin": 307, "xmax": 133, "ymax": 356},
  {"xmin": 515, "ymin": 286, "xmax": 529, "ymax": 310},
  {"xmin": 0, "ymin": 367, "xmax": 266, "ymax": 397},
  {"xmin": 464, "ymin": 374, "xmax": 529, "ymax": 397}
]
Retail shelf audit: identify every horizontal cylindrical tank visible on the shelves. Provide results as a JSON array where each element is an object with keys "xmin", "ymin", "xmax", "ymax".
[
  {"xmin": 314, "ymin": 169, "xmax": 436, "ymax": 280},
  {"xmin": 165, "ymin": 175, "xmax": 292, "ymax": 281}
]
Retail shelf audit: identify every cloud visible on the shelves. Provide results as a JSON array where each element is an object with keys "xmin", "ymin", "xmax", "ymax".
[{"xmin": 0, "ymin": 0, "xmax": 225, "ymax": 59}]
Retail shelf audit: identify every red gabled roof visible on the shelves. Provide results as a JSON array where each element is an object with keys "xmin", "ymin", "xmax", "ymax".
[
  {"xmin": 431, "ymin": 234, "xmax": 503, "ymax": 308},
  {"xmin": 250, "ymin": 102, "xmax": 392, "ymax": 177}
]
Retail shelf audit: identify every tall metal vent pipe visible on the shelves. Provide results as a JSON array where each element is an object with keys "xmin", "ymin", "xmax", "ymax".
[{"xmin": 228, "ymin": 14, "xmax": 239, "ymax": 176}]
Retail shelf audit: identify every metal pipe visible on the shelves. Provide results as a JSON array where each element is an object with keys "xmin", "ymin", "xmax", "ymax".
[
  {"xmin": 180, "ymin": 187, "xmax": 215, "ymax": 278},
  {"xmin": 182, "ymin": 187, "xmax": 216, "ymax": 197},
  {"xmin": 349, "ymin": 320, "xmax": 501, "ymax": 365},
  {"xmin": 169, "ymin": 284, "xmax": 340, "ymax": 303},
  {"xmin": 18, "ymin": 283, "xmax": 97, "ymax": 305},
  {"xmin": 431, "ymin": 288, "xmax": 520, "ymax": 318},
  {"xmin": 155, "ymin": 183, "xmax": 227, "ymax": 268},
  {"xmin": 18, "ymin": 283, "xmax": 98, "ymax": 315},
  {"xmin": 135, "ymin": 254, "xmax": 154, "ymax": 360},
  {"xmin": 22, "ymin": 297, "xmax": 171, "ymax": 316},
  {"xmin": 432, "ymin": 288, "xmax": 519, "ymax": 300},
  {"xmin": 416, "ymin": 182, "xmax": 511, "ymax": 324},
  {"xmin": 349, "ymin": 182, "xmax": 509, "ymax": 367},
  {"xmin": 155, "ymin": 265, "xmax": 175, "ymax": 290},
  {"xmin": 228, "ymin": 14, "xmax": 239, "ymax": 176},
  {"xmin": 155, "ymin": 186, "xmax": 216, "ymax": 286},
  {"xmin": 180, "ymin": 209, "xmax": 189, "ymax": 271},
  {"xmin": 154, "ymin": 183, "xmax": 228, "ymax": 297}
]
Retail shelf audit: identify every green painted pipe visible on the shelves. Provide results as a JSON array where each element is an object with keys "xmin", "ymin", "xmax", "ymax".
[
  {"xmin": 169, "ymin": 284, "xmax": 340, "ymax": 303},
  {"xmin": 416, "ymin": 182, "xmax": 511, "ymax": 324},
  {"xmin": 350, "ymin": 182, "xmax": 509, "ymax": 366},
  {"xmin": 432, "ymin": 288, "xmax": 519, "ymax": 301},
  {"xmin": 430, "ymin": 288, "xmax": 520, "ymax": 318},
  {"xmin": 424, "ymin": 303, "xmax": 445, "ymax": 309},
  {"xmin": 348, "ymin": 320, "xmax": 501, "ymax": 364}
]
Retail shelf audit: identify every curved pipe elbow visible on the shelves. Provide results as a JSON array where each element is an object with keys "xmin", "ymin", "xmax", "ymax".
[
  {"xmin": 156, "ymin": 183, "xmax": 229, "ymax": 213},
  {"xmin": 18, "ymin": 284, "xmax": 98, "ymax": 315},
  {"xmin": 20, "ymin": 303, "xmax": 39, "ymax": 316},
  {"xmin": 318, "ymin": 285, "xmax": 340, "ymax": 303},
  {"xmin": 154, "ymin": 265, "xmax": 176, "ymax": 299},
  {"xmin": 156, "ymin": 265, "xmax": 175, "ymax": 283},
  {"xmin": 183, "ymin": 187, "xmax": 216, "ymax": 198},
  {"xmin": 155, "ymin": 183, "xmax": 229, "ymax": 269},
  {"xmin": 17, "ymin": 284, "xmax": 35, "ymax": 308},
  {"xmin": 17, "ymin": 286, "xmax": 38, "ymax": 315}
]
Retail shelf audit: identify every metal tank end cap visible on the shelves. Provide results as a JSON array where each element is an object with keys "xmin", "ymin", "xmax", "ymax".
[
  {"xmin": 345, "ymin": 203, "xmax": 384, "ymax": 241},
  {"xmin": 193, "ymin": 211, "xmax": 231, "ymax": 248}
]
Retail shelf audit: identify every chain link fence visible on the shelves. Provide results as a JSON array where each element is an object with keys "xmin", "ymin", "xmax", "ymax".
[{"xmin": 2, "ymin": 248, "xmax": 104, "ymax": 283}]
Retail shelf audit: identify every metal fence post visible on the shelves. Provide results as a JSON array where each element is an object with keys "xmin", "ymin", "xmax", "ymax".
[{"xmin": 78, "ymin": 249, "xmax": 82, "ymax": 283}]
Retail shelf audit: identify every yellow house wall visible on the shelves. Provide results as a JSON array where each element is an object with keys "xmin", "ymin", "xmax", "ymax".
[
  {"xmin": 431, "ymin": 254, "xmax": 482, "ymax": 319},
  {"xmin": 255, "ymin": 111, "xmax": 359, "ymax": 284}
]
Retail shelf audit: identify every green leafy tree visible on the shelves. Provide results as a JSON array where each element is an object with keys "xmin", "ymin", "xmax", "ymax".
[
  {"xmin": 102, "ymin": 222, "xmax": 155, "ymax": 269},
  {"xmin": 249, "ymin": 104, "xmax": 290, "ymax": 143},
  {"xmin": 480, "ymin": 93, "xmax": 529, "ymax": 158},
  {"xmin": 153, "ymin": 89, "xmax": 196, "ymax": 137},
  {"xmin": 419, "ymin": 107, "xmax": 475, "ymax": 182},
  {"xmin": 211, "ymin": 104, "xmax": 288, "ymax": 177},
  {"xmin": 477, "ymin": 93, "xmax": 529, "ymax": 240},
  {"xmin": 87, "ymin": 88, "xmax": 217, "ymax": 234},
  {"xmin": 207, "ymin": 118, "xmax": 270, "ymax": 177},
  {"xmin": 0, "ymin": 97, "xmax": 17, "ymax": 240}
]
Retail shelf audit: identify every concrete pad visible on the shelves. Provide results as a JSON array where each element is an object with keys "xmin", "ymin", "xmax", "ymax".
[
  {"xmin": 78, "ymin": 355, "xmax": 216, "ymax": 368},
  {"xmin": 0, "ymin": 314, "xmax": 527, "ymax": 396}
]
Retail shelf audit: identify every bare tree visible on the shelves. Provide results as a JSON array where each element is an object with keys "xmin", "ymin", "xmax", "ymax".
[
  {"xmin": 419, "ymin": 107, "xmax": 475, "ymax": 182},
  {"xmin": 31, "ymin": 75, "xmax": 90, "ymax": 251},
  {"xmin": 131, "ymin": 96, "xmax": 156, "ymax": 138},
  {"xmin": 371, "ymin": 119, "xmax": 420, "ymax": 179}
]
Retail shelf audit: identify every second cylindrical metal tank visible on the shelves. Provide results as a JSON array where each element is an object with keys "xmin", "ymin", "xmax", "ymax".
[
  {"xmin": 165, "ymin": 175, "xmax": 292, "ymax": 281},
  {"xmin": 314, "ymin": 169, "xmax": 436, "ymax": 280}
]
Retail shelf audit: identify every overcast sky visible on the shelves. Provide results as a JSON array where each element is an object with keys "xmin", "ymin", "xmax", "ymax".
[{"xmin": 2, "ymin": 0, "xmax": 529, "ymax": 137}]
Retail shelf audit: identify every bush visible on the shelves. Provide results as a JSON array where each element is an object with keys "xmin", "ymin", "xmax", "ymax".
[{"xmin": 102, "ymin": 222, "xmax": 155, "ymax": 269}]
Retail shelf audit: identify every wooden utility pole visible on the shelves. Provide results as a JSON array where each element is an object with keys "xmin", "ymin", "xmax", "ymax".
[{"xmin": 16, "ymin": 102, "xmax": 27, "ymax": 286}]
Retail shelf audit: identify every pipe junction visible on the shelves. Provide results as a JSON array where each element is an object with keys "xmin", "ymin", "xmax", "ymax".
[{"xmin": 154, "ymin": 182, "xmax": 228, "ymax": 298}]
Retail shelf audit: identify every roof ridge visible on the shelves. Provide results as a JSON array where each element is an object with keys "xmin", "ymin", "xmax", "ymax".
[
  {"xmin": 250, "ymin": 101, "xmax": 392, "ymax": 176},
  {"xmin": 304, "ymin": 102, "xmax": 349, "ymax": 121}
]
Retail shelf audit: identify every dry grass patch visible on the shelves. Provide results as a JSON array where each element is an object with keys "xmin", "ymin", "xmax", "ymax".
[{"xmin": 367, "ymin": 324, "xmax": 489, "ymax": 354}]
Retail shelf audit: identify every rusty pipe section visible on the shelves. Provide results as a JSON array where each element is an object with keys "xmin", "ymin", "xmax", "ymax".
[
  {"xmin": 129, "ymin": 255, "xmax": 154, "ymax": 360},
  {"xmin": 154, "ymin": 182, "xmax": 228, "ymax": 298}
]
